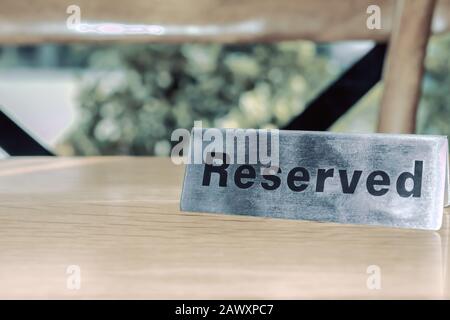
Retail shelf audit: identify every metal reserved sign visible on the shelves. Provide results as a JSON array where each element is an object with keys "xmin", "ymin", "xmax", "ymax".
[{"xmin": 180, "ymin": 128, "xmax": 449, "ymax": 230}]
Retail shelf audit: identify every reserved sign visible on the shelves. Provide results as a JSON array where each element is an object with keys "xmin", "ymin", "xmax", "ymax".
[{"xmin": 180, "ymin": 128, "xmax": 449, "ymax": 230}]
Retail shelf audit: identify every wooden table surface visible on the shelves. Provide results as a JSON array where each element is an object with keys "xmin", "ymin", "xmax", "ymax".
[{"xmin": 0, "ymin": 157, "xmax": 448, "ymax": 299}]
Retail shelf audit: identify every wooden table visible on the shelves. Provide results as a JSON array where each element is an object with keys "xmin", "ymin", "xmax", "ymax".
[
  {"xmin": 0, "ymin": 157, "xmax": 448, "ymax": 299},
  {"xmin": 1, "ymin": 0, "xmax": 450, "ymax": 44}
]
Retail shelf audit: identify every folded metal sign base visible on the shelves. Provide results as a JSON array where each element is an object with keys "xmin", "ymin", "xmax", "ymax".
[{"xmin": 181, "ymin": 129, "xmax": 449, "ymax": 230}]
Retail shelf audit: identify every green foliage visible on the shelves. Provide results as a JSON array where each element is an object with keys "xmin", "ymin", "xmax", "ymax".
[{"xmin": 66, "ymin": 42, "xmax": 338, "ymax": 155}]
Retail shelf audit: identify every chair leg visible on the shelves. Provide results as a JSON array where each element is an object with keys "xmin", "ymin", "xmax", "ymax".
[{"xmin": 377, "ymin": 0, "xmax": 436, "ymax": 134}]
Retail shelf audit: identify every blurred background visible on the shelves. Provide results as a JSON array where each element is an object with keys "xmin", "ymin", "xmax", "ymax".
[{"xmin": 0, "ymin": 35, "xmax": 449, "ymax": 157}]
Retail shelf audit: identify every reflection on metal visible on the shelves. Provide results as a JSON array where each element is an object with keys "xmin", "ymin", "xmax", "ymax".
[
  {"xmin": 72, "ymin": 20, "xmax": 266, "ymax": 37},
  {"xmin": 0, "ymin": 20, "xmax": 266, "ymax": 41},
  {"xmin": 181, "ymin": 128, "xmax": 449, "ymax": 230}
]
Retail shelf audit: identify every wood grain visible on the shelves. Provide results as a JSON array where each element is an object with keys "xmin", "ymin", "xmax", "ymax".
[
  {"xmin": 0, "ymin": 0, "xmax": 449, "ymax": 44},
  {"xmin": 378, "ymin": 0, "xmax": 436, "ymax": 134},
  {"xmin": 0, "ymin": 157, "xmax": 448, "ymax": 299}
]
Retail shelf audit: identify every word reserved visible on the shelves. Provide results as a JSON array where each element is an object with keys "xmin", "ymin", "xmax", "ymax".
[
  {"xmin": 181, "ymin": 129, "xmax": 449, "ymax": 230},
  {"xmin": 203, "ymin": 157, "xmax": 423, "ymax": 198}
]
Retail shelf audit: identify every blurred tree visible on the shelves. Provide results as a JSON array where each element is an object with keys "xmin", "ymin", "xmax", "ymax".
[
  {"xmin": 65, "ymin": 42, "xmax": 339, "ymax": 155},
  {"xmin": 332, "ymin": 35, "xmax": 450, "ymax": 139}
]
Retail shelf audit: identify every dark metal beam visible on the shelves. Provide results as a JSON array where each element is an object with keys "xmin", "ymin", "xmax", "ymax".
[
  {"xmin": 0, "ymin": 108, "xmax": 54, "ymax": 156},
  {"xmin": 283, "ymin": 43, "xmax": 387, "ymax": 131}
]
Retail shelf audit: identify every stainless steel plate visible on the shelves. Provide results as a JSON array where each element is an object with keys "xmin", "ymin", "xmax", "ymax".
[{"xmin": 181, "ymin": 128, "xmax": 449, "ymax": 230}]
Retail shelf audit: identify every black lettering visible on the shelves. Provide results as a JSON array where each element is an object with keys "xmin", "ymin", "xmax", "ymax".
[
  {"xmin": 316, "ymin": 168, "xmax": 334, "ymax": 192},
  {"xmin": 339, "ymin": 170, "xmax": 362, "ymax": 194},
  {"xmin": 287, "ymin": 167, "xmax": 310, "ymax": 192},
  {"xmin": 234, "ymin": 165, "xmax": 256, "ymax": 189},
  {"xmin": 202, "ymin": 152, "xmax": 229, "ymax": 187},
  {"xmin": 201, "ymin": 158, "xmax": 424, "ymax": 199},
  {"xmin": 366, "ymin": 170, "xmax": 390, "ymax": 196},
  {"xmin": 261, "ymin": 167, "xmax": 282, "ymax": 190},
  {"xmin": 396, "ymin": 160, "xmax": 423, "ymax": 198}
]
